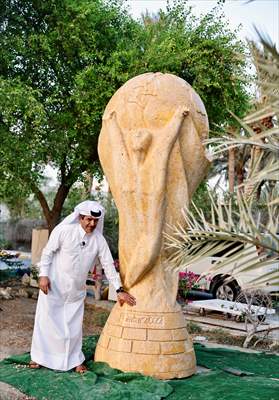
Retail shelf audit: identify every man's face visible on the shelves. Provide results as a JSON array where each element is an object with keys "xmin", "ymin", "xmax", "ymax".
[{"xmin": 79, "ymin": 215, "xmax": 99, "ymax": 234}]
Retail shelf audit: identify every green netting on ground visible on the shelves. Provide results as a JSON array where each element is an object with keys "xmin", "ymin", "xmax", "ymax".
[
  {"xmin": 168, "ymin": 372, "xmax": 279, "ymax": 400},
  {"xmin": 194, "ymin": 343, "xmax": 279, "ymax": 379},
  {"xmin": 0, "ymin": 336, "xmax": 278, "ymax": 400},
  {"xmin": 0, "ymin": 336, "xmax": 172, "ymax": 400}
]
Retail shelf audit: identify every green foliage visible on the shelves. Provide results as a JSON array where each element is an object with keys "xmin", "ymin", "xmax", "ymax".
[
  {"xmin": 30, "ymin": 264, "xmax": 39, "ymax": 281},
  {"xmin": 191, "ymin": 181, "xmax": 217, "ymax": 220},
  {"xmin": 0, "ymin": 0, "xmax": 135, "ymax": 227},
  {"xmin": 187, "ymin": 322, "xmax": 202, "ymax": 334},
  {"xmin": 0, "ymin": 0, "xmax": 251, "ymax": 228},
  {"xmin": 1, "ymin": 0, "xmax": 130, "ymax": 170},
  {"xmin": 110, "ymin": 2, "xmax": 251, "ymax": 128},
  {"xmin": 0, "ymin": 269, "xmax": 12, "ymax": 281},
  {"xmin": 92, "ymin": 310, "xmax": 110, "ymax": 327},
  {"xmin": 0, "ymin": 238, "xmax": 13, "ymax": 250},
  {"xmin": 0, "ymin": 181, "xmax": 32, "ymax": 219},
  {"xmin": 60, "ymin": 184, "xmax": 89, "ymax": 220}
]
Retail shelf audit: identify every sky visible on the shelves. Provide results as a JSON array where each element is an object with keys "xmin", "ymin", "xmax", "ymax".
[{"xmin": 127, "ymin": 0, "xmax": 279, "ymax": 46}]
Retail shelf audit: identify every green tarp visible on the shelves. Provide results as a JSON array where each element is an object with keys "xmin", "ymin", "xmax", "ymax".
[
  {"xmin": 168, "ymin": 372, "xmax": 279, "ymax": 400},
  {"xmin": 194, "ymin": 343, "xmax": 279, "ymax": 379},
  {"xmin": 0, "ymin": 336, "xmax": 278, "ymax": 400}
]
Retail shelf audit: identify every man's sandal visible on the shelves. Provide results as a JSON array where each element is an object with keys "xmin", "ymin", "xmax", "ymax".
[
  {"xmin": 29, "ymin": 361, "xmax": 41, "ymax": 369},
  {"xmin": 75, "ymin": 364, "xmax": 87, "ymax": 374}
]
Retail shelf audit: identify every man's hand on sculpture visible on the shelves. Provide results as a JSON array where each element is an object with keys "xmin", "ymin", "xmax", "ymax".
[
  {"xmin": 39, "ymin": 276, "xmax": 51, "ymax": 295},
  {"xmin": 117, "ymin": 292, "xmax": 136, "ymax": 307}
]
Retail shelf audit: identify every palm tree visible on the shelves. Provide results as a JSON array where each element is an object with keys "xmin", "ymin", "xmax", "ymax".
[{"xmin": 165, "ymin": 32, "xmax": 279, "ymax": 291}]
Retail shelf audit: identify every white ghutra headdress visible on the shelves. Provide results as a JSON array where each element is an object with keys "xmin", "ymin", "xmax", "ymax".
[{"xmin": 59, "ymin": 200, "xmax": 105, "ymax": 234}]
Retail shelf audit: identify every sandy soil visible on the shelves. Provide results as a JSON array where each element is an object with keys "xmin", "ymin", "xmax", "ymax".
[{"xmin": 0, "ymin": 296, "xmax": 111, "ymax": 362}]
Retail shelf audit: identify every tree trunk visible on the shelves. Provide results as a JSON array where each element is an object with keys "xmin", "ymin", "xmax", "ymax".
[
  {"xmin": 33, "ymin": 183, "xmax": 72, "ymax": 232},
  {"xmin": 235, "ymin": 157, "xmax": 245, "ymax": 190},
  {"xmin": 243, "ymin": 116, "xmax": 273, "ymax": 200},
  {"xmin": 84, "ymin": 171, "xmax": 93, "ymax": 195}
]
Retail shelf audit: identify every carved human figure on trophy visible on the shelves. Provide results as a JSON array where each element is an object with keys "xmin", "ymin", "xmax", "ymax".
[{"xmin": 95, "ymin": 72, "xmax": 210, "ymax": 379}]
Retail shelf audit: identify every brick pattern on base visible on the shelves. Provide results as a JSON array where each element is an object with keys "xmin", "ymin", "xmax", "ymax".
[{"xmin": 95, "ymin": 308, "xmax": 196, "ymax": 379}]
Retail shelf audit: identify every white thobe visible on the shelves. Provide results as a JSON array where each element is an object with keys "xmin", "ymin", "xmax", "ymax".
[{"xmin": 31, "ymin": 223, "xmax": 121, "ymax": 371}]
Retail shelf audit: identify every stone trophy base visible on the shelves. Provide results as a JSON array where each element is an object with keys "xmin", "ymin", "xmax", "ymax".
[{"xmin": 94, "ymin": 304, "xmax": 196, "ymax": 379}]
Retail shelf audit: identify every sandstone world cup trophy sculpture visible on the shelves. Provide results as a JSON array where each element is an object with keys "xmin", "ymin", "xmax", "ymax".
[{"xmin": 95, "ymin": 72, "xmax": 210, "ymax": 379}]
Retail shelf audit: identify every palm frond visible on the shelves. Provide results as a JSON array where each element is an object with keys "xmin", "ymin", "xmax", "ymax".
[
  {"xmin": 165, "ymin": 199, "xmax": 278, "ymax": 287},
  {"xmin": 254, "ymin": 26, "xmax": 279, "ymax": 62},
  {"xmin": 205, "ymin": 129, "xmax": 279, "ymax": 156},
  {"xmin": 165, "ymin": 30, "xmax": 279, "ymax": 290}
]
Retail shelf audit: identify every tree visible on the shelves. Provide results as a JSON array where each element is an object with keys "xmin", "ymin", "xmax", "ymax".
[
  {"xmin": 79, "ymin": 2, "xmax": 251, "ymax": 130},
  {"xmin": 1, "ymin": 0, "xmax": 251, "ymax": 230},
  {"xmin": 0, "ymin": 0, "xmax": 137, "ymax": 230}
]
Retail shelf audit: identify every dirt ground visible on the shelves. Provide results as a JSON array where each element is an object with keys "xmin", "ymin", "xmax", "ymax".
[
  {"xmin": 0, "ymin": 296, "xmax": 110, "ymax": 361},
  {"xmin": 0, "ymin": 286, "xmax": 112, "ymax": 400},
  {"xmin": 1, "ymin": 278, "xmax": 278, "ymax": 360}
]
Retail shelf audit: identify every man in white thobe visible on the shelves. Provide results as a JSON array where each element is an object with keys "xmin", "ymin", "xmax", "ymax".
[{"xmin": 30, "ymin": 200, "xmax": 136, "ymax": 373}]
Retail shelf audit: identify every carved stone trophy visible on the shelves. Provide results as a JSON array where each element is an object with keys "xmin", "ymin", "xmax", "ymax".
[{"xmin": 95, "ymin": 73, "xmax": 210, "ymax": 379}]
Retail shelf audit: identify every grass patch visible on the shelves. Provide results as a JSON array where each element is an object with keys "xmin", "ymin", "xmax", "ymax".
[
  {"xmin": 205, "ymin": 328, "xmax": 244, "ymax": 346},
  {"xmin": 187, "ymin": 322, "xmax": 203, "ymax": 334},
  {"xmin": 91, "ymin": 309, "xmax": 110, "ymax": 327}
]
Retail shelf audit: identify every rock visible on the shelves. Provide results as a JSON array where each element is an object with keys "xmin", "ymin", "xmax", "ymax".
[
  {"xmin": 194, "ymin": 336, "xmax": 208, "ymax": 342},
  {"xmin": 0, "ymin": 287, "xmax": 13, "ymax": 300},
  {"xmin": 29, "ymin": 278, "xmax": 39, "ymax": 288},
  {"xmin": 18, "ymin": 287, "xmax": 39, "ymax": 299},
  {"xmin": 18, "ymin": 288, "xmax": 30, "ymax": 298},
  {"xmin": 21, "ymin": 273, "xmax": 30, "ymax": 286}
]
